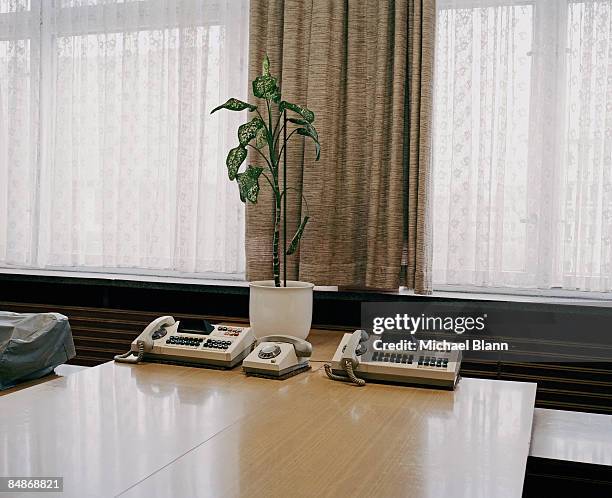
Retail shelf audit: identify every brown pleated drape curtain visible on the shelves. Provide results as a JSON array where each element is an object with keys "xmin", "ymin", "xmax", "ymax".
[{"xmin": 246, "ymin": 0, "xmax": 434, "ymax": 294}]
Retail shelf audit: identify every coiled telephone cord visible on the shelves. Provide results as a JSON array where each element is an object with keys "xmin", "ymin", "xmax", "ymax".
[
  {"xmin": 114, "ymin": 341, "xmax": 145, "ymax": 364},
  {"xmin": 324, "ymin": 360, "xmax": 366, "ymax": 387}
]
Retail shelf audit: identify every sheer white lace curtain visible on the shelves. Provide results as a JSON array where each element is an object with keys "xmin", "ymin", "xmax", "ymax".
[
  {"xmin": 0, "ymin": 0, "xmax": 248, "ymax": 277},
  {"xmin": 433, "ymin": 0, "xmax": 612, "ymax": 293}
]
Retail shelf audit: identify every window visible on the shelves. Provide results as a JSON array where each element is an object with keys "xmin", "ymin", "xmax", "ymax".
[
  {"xmin": 433, "ymin": 0, "xmax": 612, "ymax": 293},
  {"xmin": 0, "ymin": 0, "xmax": 248, "ymax": 278}
]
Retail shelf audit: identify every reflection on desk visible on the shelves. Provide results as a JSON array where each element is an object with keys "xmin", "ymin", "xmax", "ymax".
[{"xmin": 1, "ymin": 359, "xmax": 535, "ymax": 498}]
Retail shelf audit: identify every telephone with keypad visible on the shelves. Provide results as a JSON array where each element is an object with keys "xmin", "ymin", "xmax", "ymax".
[
  {"xmin": 325, "ymin": 330, "xmax": 461, "ymax": 389},
  {"xmin": 114, "ymin": 316, "xmax": 255, "ymax": 369}
]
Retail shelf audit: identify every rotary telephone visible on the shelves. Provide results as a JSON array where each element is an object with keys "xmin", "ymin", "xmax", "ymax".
[{"xmin": 242, "ymin": 335, "xmax": 312, "ymax": 379}]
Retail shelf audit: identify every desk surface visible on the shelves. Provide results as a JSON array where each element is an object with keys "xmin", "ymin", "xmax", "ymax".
[
  {"xmin": 530, "ymin": 408, "xmax": 612, "ymax": 467},
  {"xmin": 1, "ymin": 346, "xmax": 535, "ymax": 498}
]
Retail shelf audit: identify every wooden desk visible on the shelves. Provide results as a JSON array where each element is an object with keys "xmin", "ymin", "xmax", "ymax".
[
  {"xmin": 0, "ymin": 365, "xmax": 88, "ymax": 397},
  {"xmin": 1, "ymin": 357, "xmax": 535, "ymax": 498}
]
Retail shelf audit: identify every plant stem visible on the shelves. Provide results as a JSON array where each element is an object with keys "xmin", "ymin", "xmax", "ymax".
[
  {"xmin": 272, "ymin": 111, "xmax": 283, "ymax": 143},
  {"xmin": 246, "ymin": 144, "xmax": 273, "ymax": 169},
  {"xmin": 272, "ymin": 196, "xmax": 281, "ymax": 287},
  {"xmin": 280, "ymin": 187, "xmax": 311, "ymax": 217},
  {"xmin": 266, "ymin": 100, "xmax": 275, "ymax": 162},
  {"xmin": 264, "ymin": 97, "xmax": 281, "ymax": 287},
  {"xmin": 260, "ymin": 171, "xmax": 275, "ymax": 191},
  {"xmin": 277, "ymin": 129, "xmax": 299, "ymax": 159},
  {"xmin": 283, "ymin": 110, "xmax": 287, "ymax": 287}
]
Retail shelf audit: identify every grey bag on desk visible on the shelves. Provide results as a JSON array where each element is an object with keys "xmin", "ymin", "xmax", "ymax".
[{"xmin": 0, "ymin": 312, "xmax": 76, "ymax": 390}]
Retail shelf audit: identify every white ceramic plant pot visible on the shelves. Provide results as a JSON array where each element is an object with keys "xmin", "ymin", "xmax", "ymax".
[{"xmin": 249, "ymin": 280, "xmax": 314, "ymax": 340}]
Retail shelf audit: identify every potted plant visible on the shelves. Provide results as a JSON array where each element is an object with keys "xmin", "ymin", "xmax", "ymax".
[{"xmin": 211, "ymin": 55, "xmax": 320, "ymax": 339}]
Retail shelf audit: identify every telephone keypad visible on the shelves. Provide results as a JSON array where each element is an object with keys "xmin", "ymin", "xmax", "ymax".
[
  {"xmin": 203, "ymin": 339, "xmax": 232, "ymax": 350},
  {"xmin": 415, "ymin": 355, "xmax": 449, "ymax": 368},
  {"xmin": 166, "ymin": 336, "xmax": 204, "ymax": 347},
  {"xmin": 370, "ymin": 352, "xmax": 448, "ymax": 368}
]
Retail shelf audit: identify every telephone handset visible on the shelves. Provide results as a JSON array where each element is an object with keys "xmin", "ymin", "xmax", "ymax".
[
  {"xmin": 114, "ymin": 316, "xmax": 176, "ymax": 364},
  {"xmin": 324, "ymin": 330, "xmax": 368, "ymax": 386},
  {"xmin": 242, "ymin": 334, "xmax": 313, "ymax": 379}
]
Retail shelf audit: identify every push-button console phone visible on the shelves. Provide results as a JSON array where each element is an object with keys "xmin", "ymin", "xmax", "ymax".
[
  {"xmin": 326, "ymin": 330, "xmax": 461, "ymax": 390},
  {"xmin": 114, "ymin": 316, "xmax": 255, "ymax": 369}
]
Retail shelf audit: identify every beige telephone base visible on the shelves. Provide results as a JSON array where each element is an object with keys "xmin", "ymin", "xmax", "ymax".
[
  {"xmin": 243, "ymin": 335, "xmax": 312, "ymax": 379},
  {"xmin": 328, "ymin": 331, "xmax": 462, "ymax": 390},
  {"xmin": 114, "ymin": 316, "xmax": 255, "ymax": 369}
]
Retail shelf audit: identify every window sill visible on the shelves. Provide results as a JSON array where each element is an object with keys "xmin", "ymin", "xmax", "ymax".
[
  {"xmin": 429, "ymin": 286, "xmax": 612, "ymax": 307},
  {"xmin": 0, "ymin": 268, "xmax": 610, "ymax": 308},
  {"xmin": 0, "ymin": 267, "xmax": 248, "ymax": 288}
]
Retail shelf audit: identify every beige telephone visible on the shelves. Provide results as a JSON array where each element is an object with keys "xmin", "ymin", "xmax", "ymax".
[
  {"xmin": 114, "ymin": 316, "xmax": 255, "ymax": 369},
  {"xmin": 242, "ymin": 335, "xmax": 312, "ymax": 379},
  {"xmin": 325, "ymin": 330, "xmax": 462, "ymax": 390}
]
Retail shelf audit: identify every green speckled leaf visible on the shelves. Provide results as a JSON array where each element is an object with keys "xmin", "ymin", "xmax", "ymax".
[
  {"xmin": 252, "ymin": 74, "xmax": 281, "ymax": 102},
  {"xmin": 238, "ymin": 117, "xmax": 265, "ymax": 146},
  {"xmin": 287, "ymin": 117, "xmax": 308, "ymax": 126},
  {"xmin": 255, "ymin": 126, "xmax": 267, "ymax": 149},
  {"xmin": 262, "ymin": 54, "xmax": 270, "ymax": 76},
  {"xmin": 226, "ymin": 146, "xmax": 247, "ymax": 180},
  {"xmin": 286, "ymin": 216, "xmax": 310, "ymax": 255},
  {"xmin": 280, "ymin": 101, "xmax": 315, "ymax": 123},
  {"xmin": 296, "ymin": 125, "xmax": 320, "ymax": 161},
  {"xmin": 210, "ymin": 98, "xmax": 257, "ymax": 114},
  {"xmin": 236, "ymin": 166, "xmax": 264, "ymax": 203}
]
